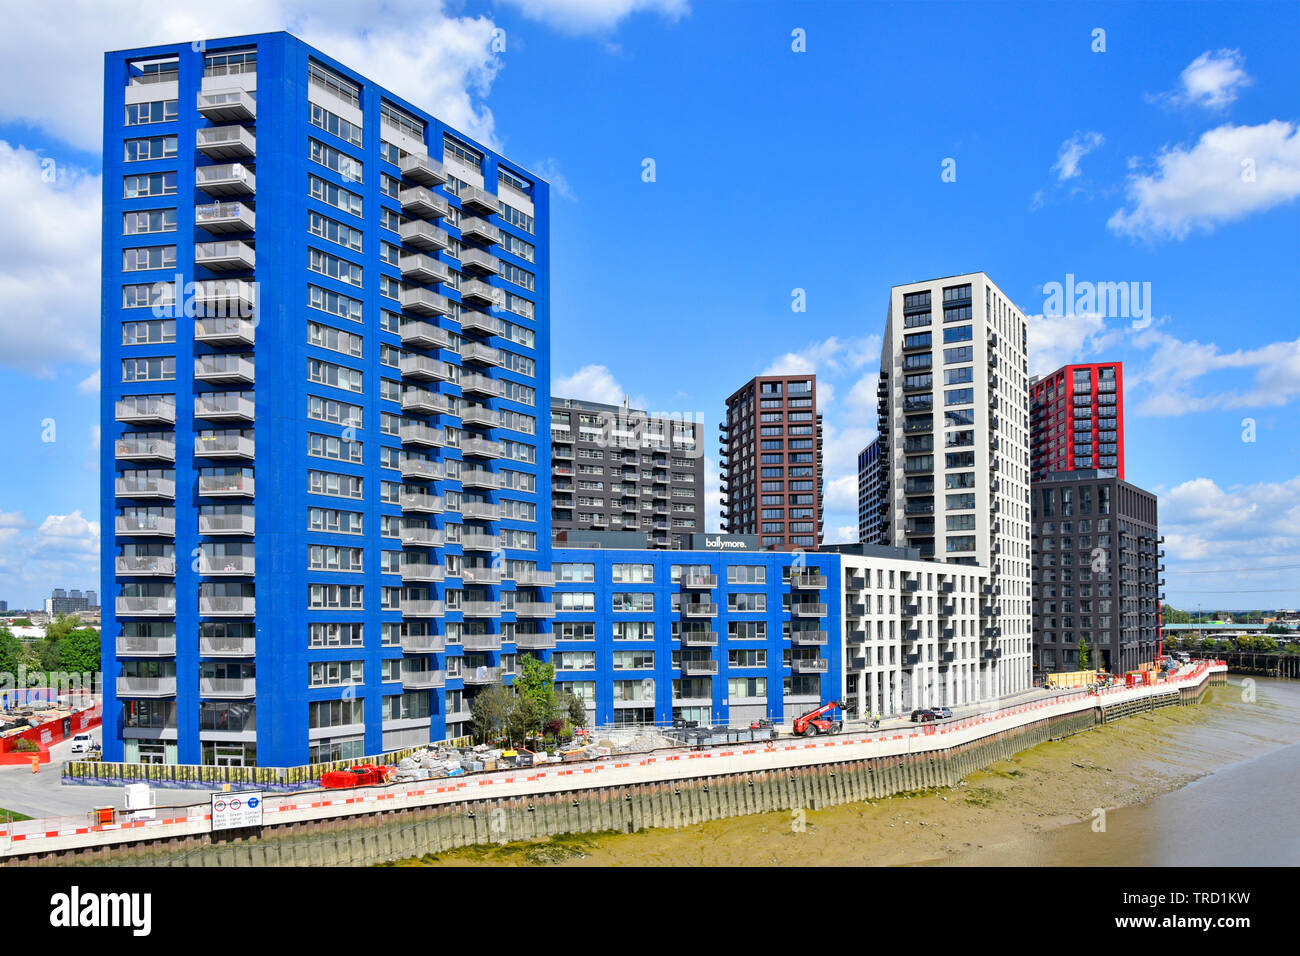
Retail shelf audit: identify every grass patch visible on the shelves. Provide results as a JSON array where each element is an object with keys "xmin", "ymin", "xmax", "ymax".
[
  {"xmin": 379, "ymin": 829, "xmax": 628, "ymax": 867},
  {"xmin": 0, "ymin": 808, "xmax": 32, "ymax": 822},
  {"xmin": 962, "ymin": 787, "xmax": 1004, "ymax": 808}
]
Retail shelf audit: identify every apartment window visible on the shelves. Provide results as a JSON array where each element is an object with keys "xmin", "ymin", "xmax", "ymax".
[
  {"xmin": 310, "ymin": 138, "xmax": 364, "ymax": 183},
  {"xmin": 555, "ymin": 563, "xmax": 595, "ymax": 583},
  {"xmin": 443, "ymin": 135, "xmax": 483, "ymax": 171},
  {"xmin": 309, "ymin": 174, "xmax": 363, "ymax": 217},
  {"xmin": 204, "ymin": 49, "xmax": 256, "ymax": 77},
  {"xmin": 498, "ymin": 202, "xmax": 534, "ymax": 235},
  {"xmin": 121, "ymin": 356, "xmax": 174, "ymax": 382},
  {"xmin": 308, "ymin": 285, "xmax": 363, "ymax": 323},
  {"xmin": 309, "ymin": 470, "xmax": 364, "ymax": 500},
  {"xmin": 308, "ymin": 507, "xmax": 363, "ymax": 535},
  {"xmin": 613, "ymin": 592, "xmax": 654, "ymax": 612},
  {"xmin": 125, "ymin": 100, "xmax": 177, "ymax": 125},
  {"xmin": 123, "ymin": 209, "xmax": 176, "ymax": 235},
  {"xmin": 612, "ymin": 563, "xmax": 654, "ymax": 583},
  {"xmin": 122, "ymin": 245, "xmax": 176, "ymax": 272},
  {"xmin": 309, "ymin": 622, "xmax": 364, "ymax": 647},
  {"xmin": 612, "ymin": 650, "xmax": 655, "ymax": 670},
  {"xmin": 308, "ymin": 322, "xmax": 364, "ymax": 357},
  {"xmin": 308, "ymin": 358, "xmax": 363, "ymax": 393},
  {"xmin": 310, "ymin": 103, "xmax": 363, "ymax": 147},
  {"xmin": 308, "ymin": 60, "xmax": 360, "ymax": 108},
  {"xmin": 942, "ymin": 325, "xmax": 973, "ymax": 343},
  {"xmin": 308, "ymin": 211, "xmax": 363, "ymax": 252},
  {"xmin": 307, "ymin": 396, "xmax": 362, "ymax": 427},
  {"xmin": 124, "ymin": 135, "xmax": 177, "ymax": 162},
  {"xmin": 121, "ymin": 319, "xmax": 175, "ymax": 345},
  {"xmin": 124, "ymin": 172, "xmax": 176, "ymax": 198},
  {"xmin": 309, "ymin": 248, "xmax": 363, "ymax": 287}
]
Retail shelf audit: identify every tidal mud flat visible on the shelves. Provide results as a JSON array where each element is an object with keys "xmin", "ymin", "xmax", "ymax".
[{"xmin": 388, "ymin": 679, "xmax": 1299, "ymax": 867}]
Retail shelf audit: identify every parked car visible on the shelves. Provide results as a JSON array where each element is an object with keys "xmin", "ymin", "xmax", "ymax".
[
  {"xmin": 70, "ymin": 733, "xmax": 95, "ymax": 754},
  {"xmin": 930, "ymin": 706, "xmax": 953, "ymax": 720},
  {"xmin": 909, "ymin": 708, "xmax": 936, "ymax": 722}
]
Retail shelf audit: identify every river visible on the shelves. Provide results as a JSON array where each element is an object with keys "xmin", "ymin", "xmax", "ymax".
[{"xmin": 390, "ymin": 677, "xmax": 1300, "ymax": 867}]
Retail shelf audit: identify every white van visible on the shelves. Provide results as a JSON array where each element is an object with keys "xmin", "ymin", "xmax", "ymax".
[{"xmin": 70, "ymin": 733, "xmax": 94, "ymax": 754}]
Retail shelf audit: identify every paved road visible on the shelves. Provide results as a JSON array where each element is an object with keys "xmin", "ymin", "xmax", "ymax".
[{"xmin": 0, "ymin": 729, "xmax": 215, "ymax": 819}]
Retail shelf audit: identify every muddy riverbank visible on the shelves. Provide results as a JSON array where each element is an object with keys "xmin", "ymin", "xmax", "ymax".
[{"xmin": 386, "ymin": 678, "xmax": 1299, "ymax": 867}]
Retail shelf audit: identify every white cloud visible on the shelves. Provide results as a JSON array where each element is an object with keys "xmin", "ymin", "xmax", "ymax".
[
  {"xmin": 497, "ymin": 0, "xmax": 689, "ymax": 34},
  {"xmin": 1107, "ymin": 121, "xmax": 1300, "ymax": 241},
  {"xmin": 1128, "ymin": 330, "xmax": 1300, "ymax": 415},
  {"xmin": 1151, "ymin": 49, "xmax": 1253, "ymax": 111},
  {"xmin": 1160, "ymin": 476, "xmax": 1300, "ymax": 606},
  {"xmin": 828, "ymin": 525, "xmax": 857, "ymax": 546},
  {"xmin": 0, "ymin": 510, "xmax": 101, "ymax": 608},
  {"xmin": 1054, "ymin": 130, "xmax": 1105, "ymax": 181},
  {"xmin": 0, "ymin": 2, "xmax": 506, "ymax": 154},
  {"xmin": 77, "ymin": 370, "xmax": 100, "ymax": 394},
  {"xmin": 703, "ymin": 455, "xmax": 722, "ymax": 533},
  {"xmin": 530, "ymin": 158, "xmax": 577, "ymax": 201},
  {"xmin": 553, "ymin": 364, "xmax": 626, "ymax": 404},
  {"xmin": 760, "ymin": 335, "xmax": 879, "ymax": 379},
  {"xmin": 1025, "ymin": 312, "xmax": 1110, "ymax": 377},
  {"xmin": 0, "ymin": 142, "xmax": 102, "ymax": 374}
]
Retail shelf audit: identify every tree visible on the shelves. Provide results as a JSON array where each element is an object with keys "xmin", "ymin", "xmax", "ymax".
[
  {"xmin": 470, "ymin": 685, "xmax": 514, "ymax": 744},
  {"xmin": 1162, "ymin": 604, "xmax": 1192, "ymax": 625},
  {"xmin": 562, "ymin": 691, "xmax": 588, "ymax": 729},
  {"xmin": 507, "ymin": 693, "xmax": 542, "ymax": 746},
  {"xmin": 58, "ymin": 628, "xmax": 101, "ymax": 675},
  {"xmin": 32, "ymin": 613, "xmax": 77, "ymax": 674},
  {"xmin": 514, "ymin": 655, "xmax": 556, "ymax": 732},
  {"xmin": 0, "ymin": 628, "xmax": 23, "ymax": 676},
  {"xmin": 1077, "ymin": 639, "xmax": 1090, "ymax": 670}
]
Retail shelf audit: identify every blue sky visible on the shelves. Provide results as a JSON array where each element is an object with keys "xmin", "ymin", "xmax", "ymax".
[{"xmin": 0, "ymin": 0, "xmax": 1297, "ymax": 613}]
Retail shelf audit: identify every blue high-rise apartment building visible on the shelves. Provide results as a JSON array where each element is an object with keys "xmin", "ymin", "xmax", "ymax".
[
  {"xmin": 550, "ymin": 547, "xmax": 841, "ymax": 727},
  {"xmin": 101, "ymin": 33, "xmax": 551, "ymax": 767}
]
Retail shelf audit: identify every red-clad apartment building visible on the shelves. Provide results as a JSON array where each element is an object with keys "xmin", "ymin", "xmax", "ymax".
[{"xmin": 1030, "ymin": 362, "xmax": 1125, "ymax": 481}]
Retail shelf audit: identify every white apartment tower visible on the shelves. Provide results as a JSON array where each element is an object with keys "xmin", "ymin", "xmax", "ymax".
[{"xmin": 875, "ymin": 273, "xmax": 1032, "ymax": 697}]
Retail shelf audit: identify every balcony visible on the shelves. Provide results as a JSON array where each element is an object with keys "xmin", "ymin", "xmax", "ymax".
[
  {"xmin": 401, "ymin": 562, "xmax": 445, "ymax": 583},
  {"xmin": 199, "ymin": 514, "xmax": 255, "ymax": 535},
  {"xmin": 195, "ymin": 317, "xmax": 256, "ymax": 346},
  {"xmin": 458, "ymin": 247, "xmax": 498, "ymax": 274},
  {"xmin": 194, "ymin": 279, "xmax": 257, "ymax": 316},
  {"xmin": 460, "ymin": 532, "xmax": 502, "ymax": 551},
  {"xmin": 399, "ymin": 458, "xmax": 443, "ymax": 482},
  {"xmin": 512, "ymin": 602, "xmax": 556, "ymax": 618},
  {"xmin": 514, "ymin": 569, "xmax": 554, "ymax": 587},
  {"xmin": 399, "ymin": 422, "xmax": 446, "ymax": 448},
  {"xmin": 790, "ymin": 603, "xmax": 828, "ymax": 618},
  {"xmin": 681, "ymin": 602, "xmax": 717, "ymax": 618},
  {"xmin": 460, "ymin": 501, "xmax": 501, "ymax": 521},
  {"xmin": 461, "ymin": 566, "xmax": 502, "ymax": 585},
  {"xmin": 678, "ymin": 630, "xmax": 718, "ymax": 646},
  {"xmin": 400, "ymin": 185, "xmax": 449, "ymax": 220},
  {"xmin": 400, "ymin": 321, "xmax": 454, "ymax": 354},
  {"xmin": 791, "ymin": 658, "xmax": 829, "ymax": 674},
  {"xmin": 681, "ymin": 659, "xmax": 718, "ymax": 676},
  {"xmin": 459, "ymin": 311, "xmax": 502, "ymax": 336},
  {"xmin": 460, "ymin": 342, "xmax": 504, "ymax": 367},
  {"xmin": 115, "ymin": 516, "xmax": 175, "ymax": 537},
  {"xmin": 196, "ymin": 203, "xmax": 256, "ymax": 239},
  {"xmin": 461, "ymin": 601, "xmax": 502, "ymax": 618},
  {"xmin": 459, "ymin": 216, "xmax": 500, "ymax": 244},
  {"xmin": 400, "ymin": 632, "xmax": 446, "ymax": 653},
  {"xmin": 902, "ymin": 603, "xmax": 919, "ymax": 617},
  {"xmin": 401, "ymin": 669, "xmax": 446, "ymax": 691},
  {"xmin": 199, "ymin": 555, "xmax": 255, "ymax": 576},
  {"xmin": 400, "ymin": 492, "xmax": 444, "ymax": 514},
  {"xmin": 194, "ymin": 434, "xmax": 255, "ymax": 459},
  {"xmin": 399, "ymin": 219, "xmax": 450, "ymax": 252},
  {"xmin": 789, "ymin": 572, "xmax": 827, "ymax": 589},
  {"xmin": 116, "ymin": 596, "xmax": 176, "ymax": 617},
  {"xmin": 514, "ymin": 632, "xmax": 557, "ymax": 649},
  {"xmin": 115, "ymin": 555, "xmax": 176, "ymax": 576},
  {"xmin": 115, "ymin": 476, "xmax": 175, "ymax": 499},
  {"xmin": 196, "ymin": 162, "xmax": 256, "ymax": 197},
  {"xmin": 460, "ymin": 278, "xmax": 502, "ymax": 307},
  {"xmin": 198, "ymin": 474, "xmax": 254, "ymax": 497},
  {"xmin": 399, "ymin": 254, "xmax": 453, "ymax": 287},
  {"xmin": 399, "ymin": 387, "xmax": 451, "ymax": 417},
  {"xmin": 115, "ymin": 438, "xmax": 176, "ymax": 463},
  {"xmin": 458, "ymin": 184, "xmax": 499, "ymax": 215},
  {"xmin": 400, "ymin": 285, "xmax": 453, "ymax": 317},
  {"xmin": 463, "ymin": 632, "xmax": 504, "ymax": 652},
  {"xmin": 399, "ymin": 354, "xmax": 453, "ymax": 383},
  {"xmin": 400, "ymin": 599, "xmax": 445, "ymax": 618},
  {"xmin": 460, "ymin": 403, "xmax": 503, "ymax": 428},
  {"xmin": 400, "ymin": 526, "xmax": 444, "ymax": 547},
  {"xmin": 789, "ymin": 630, "xmax": 829, "ymax": 646},
  {"xmin": 400, "ymin": 152, "xmax": 447, "ymax": 187},
  {"xmin": 116, "ymin": 676, "xmax": 177, "ymax": 698},
  {"xmin": 200, "ymin": 636, "xmax": 256, "ymax": 657},
  {"xmin": 461, "ymin": 373, "xmax": 505, "ymax": 398},
  {"xmin": 462, "ymin": 665, "xmax": 502, "ymax": 685},
  {"xmin": 195, "ymin": 395, "xmax": 255, "ymax": 426},
  {"xmin": 200, "ymin": 677, "xmax": 256, "ymax": 698},
  {"xmin": 680, "ymin": 572, "xmax": 717, "ymax": 589},
  {"xmin": 196, "ymin": 124, "xmax": 256, "ymax": 159},
  {"xmin": 116, "ymin": 636, "xmax": 176, "ymax": 657},
  {"xmin": 199, "ymin": 596, "xmax": 255, "ymax": 616},
  {"xmin": 195, "ymin": 240, "xmax": 255, "ymax": 272},
  {"xmin": 115, "ymin": 398, "xmax": 175, "ymax": 425},
  {"xmin": 462, "ymin": 438, "xmax": 505, "ymax": 459},
  {"xmin": 197, "ymin": 88, "xmax": 256, "ymax": 121}
]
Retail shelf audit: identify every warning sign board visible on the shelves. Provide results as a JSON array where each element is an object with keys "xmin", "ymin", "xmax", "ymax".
[{"xmin": 211, "ymin": 790, "xmax": 264, "ymax": 832}]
